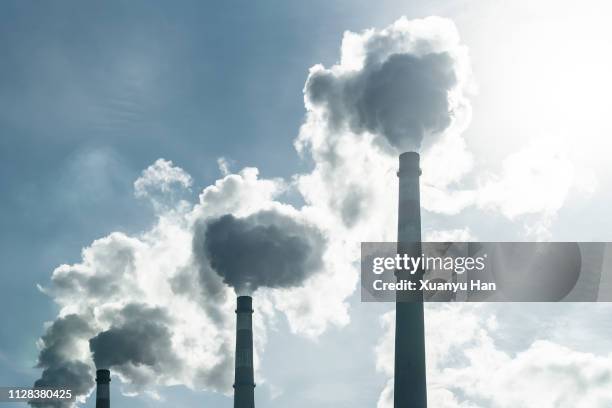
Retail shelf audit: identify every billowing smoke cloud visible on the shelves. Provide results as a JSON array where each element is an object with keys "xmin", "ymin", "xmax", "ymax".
[
  {"xmin": 307, "ymin": 52, "xmax": 457, "ymax": 151},
  {"xmin": 296, "ymin": 16, "xmax": 472, "ymax": 231},
  {"xmin": 89, "ymin": 304, "xmax": 179, "ymax": 373},
  {"xmin": 201, "ymin": 211, "xmax": 326, "ymax": 294},
  {"xmin": 303, "ymin": 16, "xmax": 469, "ymax": 153},
  {"xmin": 30, "ymin": 362, "xmax": 93, "ymax": 408},
  {"xmin": 30, "ymin": 315, "xmax": 95, "ymax": 408}
]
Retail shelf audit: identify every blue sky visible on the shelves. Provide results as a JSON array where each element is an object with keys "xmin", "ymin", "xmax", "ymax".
[{"xmin": 2, "ymin": 1, "xmax": 612, "ymax": 408}]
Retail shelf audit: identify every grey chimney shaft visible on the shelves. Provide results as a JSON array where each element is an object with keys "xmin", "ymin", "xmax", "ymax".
[
  {"xmin": 394, "ymin": 152, "xmax": 427, "ymax": 408},
  {"xmin": 234, "ymin": 296, "xmax": 255, "ymax": 408},
  {"xmin": 95, "ymin": 369, "xmax": 110, "ymax": 408}
]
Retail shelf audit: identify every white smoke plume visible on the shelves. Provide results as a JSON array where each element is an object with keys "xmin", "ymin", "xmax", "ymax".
[
  {"xmin": 30, "ymin": 315, "xmax": 95, "ymax": 408},
  {"xmin": 296, "ymin": 16, "xmax": 473, "ymax": 233},
  {"xmin": 201, "ymin": 211, "xmax": 326, "ymax": 294},
  {"xmin": 303, "ymin": 16, "xmax": 471, "ymax": 153}
]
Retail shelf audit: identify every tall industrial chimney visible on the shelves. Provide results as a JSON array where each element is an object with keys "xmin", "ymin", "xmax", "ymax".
[
  {"xmin": 394, "ymin": 152, "xmax": 427, "ymax": 408},
  {"xmin": 234, "ymin": 295, "xmax": 255, "ymax": 408},
  {"xmin": 95, "ymin": 369, "xmax": 110, "ymax": 408}
]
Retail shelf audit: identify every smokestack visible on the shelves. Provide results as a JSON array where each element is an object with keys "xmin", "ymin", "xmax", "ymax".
[
  {"xmin": 234, "ymin": 296, "xmax": 255, "ymax": 408},
  {"xmin": 394, "ymin": 152, "xmax": 427, "ymax": 408},
  {"xmin": 95, "ymin": 369, "xmax": 110, "ymax": 408}
]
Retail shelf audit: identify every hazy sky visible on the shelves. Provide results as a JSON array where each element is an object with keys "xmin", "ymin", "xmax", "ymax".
[{"xmin": 2, "ymin": 1, "xmax": 612, "ymax": 407}]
